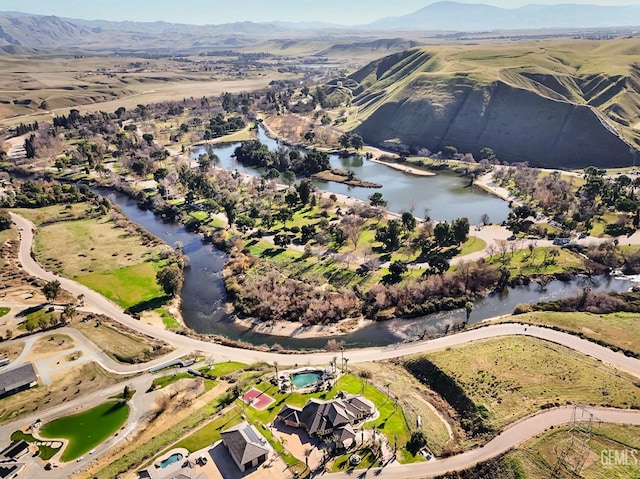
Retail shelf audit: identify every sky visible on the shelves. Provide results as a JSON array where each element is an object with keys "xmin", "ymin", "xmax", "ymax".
[{"xmin": 1, "ymin": 0, "xmax": 639, "ymax": 25}]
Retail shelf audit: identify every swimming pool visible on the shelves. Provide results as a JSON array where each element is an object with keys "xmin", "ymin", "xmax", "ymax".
[
  {"xmin": 160, "ymin": 453, "xmax": 183, "ymax": 468},
  {"xmin": 291, "ymin": 370, "xmax": 322, "ymax": 388}
]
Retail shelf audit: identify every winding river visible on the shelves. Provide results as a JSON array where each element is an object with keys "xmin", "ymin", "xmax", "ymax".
[{"xmin": 98, "ymin": 131, "xmax": 632, "ymax": 348}]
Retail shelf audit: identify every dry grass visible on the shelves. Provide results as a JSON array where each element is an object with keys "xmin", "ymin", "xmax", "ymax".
[
  {"xmin": 12, "ymin": 204, "xmax": 94, "ymax": 226},
  {"xmin": 0, "ymin": 54, "xmax": 286, "ymax": 124},
  {"xmin": 0, "ymin": 362, "xmax": 132, "ymax": 424},
  {"xmin": 492, "ymin": 311, "xmax": 640, "ymax": 355},
  {"xmin": 73, "ymin": 318, "xmax": 172, "ymax": 363},
  {"xmin": 31, "ymin": 334, "xmax": 75, "ymax": 355},
  {"xmin": 0, "ymin": 341, "xmax": 24, "ymax": 361},
  {"xmin": 423, "ymin": 336, "xmax": 640, "ymax": 430},
  {"xmin": 508, "ymin": 423, "xmax": 640, "ymax": 479},
  {"xmin": 33, "ymin": 216, "xmax": 162, "ymax": 279}
]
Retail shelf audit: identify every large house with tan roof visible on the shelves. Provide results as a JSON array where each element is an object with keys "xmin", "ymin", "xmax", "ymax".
[{"xmin": 276, "ymin": 391, "xmax": 375, "ymax": 447}]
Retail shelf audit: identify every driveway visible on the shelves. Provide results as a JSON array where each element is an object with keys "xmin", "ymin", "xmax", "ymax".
[{"xmin": 272, "ymin": 421, "xmax": 323, "ymax": 469}]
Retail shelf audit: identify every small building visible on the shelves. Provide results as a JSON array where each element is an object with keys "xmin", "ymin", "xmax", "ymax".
[
  {"xmin": 0, "ymin": 440, "xmax": 30, "ymax": 461},
  {"xmin": 221, "ymin": 421, "xmax": 270, "ymax": 472},
  {"xmin": 0, "ymin": 462, "xmax": 26, "ymax": 479},
  {"xmin": 0, "ymin": 364, "xmax": 38, "ymax": 398}
]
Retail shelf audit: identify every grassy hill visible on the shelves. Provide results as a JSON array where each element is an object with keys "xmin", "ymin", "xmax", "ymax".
[{"xmin": 342, "ymin": 39, "xmax": 640, "ymax": 168}]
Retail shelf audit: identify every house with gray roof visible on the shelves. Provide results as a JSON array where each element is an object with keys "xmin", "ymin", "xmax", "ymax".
[
  {"xmin": 277, "ymin": 391, "xmax": 374, "ymax": 447},
  {"xmin": 221, "ymin": 421, "xmax": 270, "ymax": 472},
  {"xmin": 0, "ymin": 363, "xmax": 37, "ymax": 398}
]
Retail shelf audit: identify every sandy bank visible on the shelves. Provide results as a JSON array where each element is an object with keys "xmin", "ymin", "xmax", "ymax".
[
  {"xmin": 234, "ymin": 316, "xmax": 374, "ymax": 339},
  {"xmin": 369, "ymin": 157, "xmax": 435, "ymax": 176}
]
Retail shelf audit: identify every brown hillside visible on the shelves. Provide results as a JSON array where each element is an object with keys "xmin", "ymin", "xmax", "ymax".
[{"xmin": 347, "ymin": 40, "xmax": 640, "ymax": 168}]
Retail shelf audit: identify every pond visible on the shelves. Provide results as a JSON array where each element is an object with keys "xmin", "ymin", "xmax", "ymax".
[
  {"xmin": 192, "ymin": 127, "xmax": 512, "ymax": 224},
  {"xmin": 100, "ymin": 189, "xmax": 633, "ymax": 350}
]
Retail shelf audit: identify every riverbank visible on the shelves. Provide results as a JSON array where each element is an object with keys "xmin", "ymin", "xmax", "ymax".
[
  {"xmin": 369, "ymin": 157, "xmax": 435, "ymax": 176},
  {"xmin": 234, "ymin": 315, "xmax": 375, "ymax": 340}
]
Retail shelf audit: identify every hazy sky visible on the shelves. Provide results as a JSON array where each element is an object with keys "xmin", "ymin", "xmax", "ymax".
[{"xmin": 2, "ymin": 0, "xmax": 639, "ymax": 25}]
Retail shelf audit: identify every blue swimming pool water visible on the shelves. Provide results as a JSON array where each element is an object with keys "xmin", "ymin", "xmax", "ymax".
[
  {"xmin": 291, "ymin": 371, "xmax": 322, "ymax": 388},
  {"xmin": 160, "ymin": 453, "xmax": 183, "ymax": 468}
]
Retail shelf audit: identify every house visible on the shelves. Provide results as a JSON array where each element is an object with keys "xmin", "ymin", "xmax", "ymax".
[
  {"xmin": 277, "ymin": 391, "xmax": 374, "ymax": 447},
  {"xmin": 0, "ymin": 364, "xmax": 37, "ymax": 398},
  {"xmin": 221, "ymin": 421, "xmax": 270, "ymax": 472}
]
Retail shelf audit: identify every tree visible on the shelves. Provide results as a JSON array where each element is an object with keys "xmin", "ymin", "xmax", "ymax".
[
  {"xmin": 63, "ymin": 304, "xmax": 77, "ymax": 322},
  {"xmin": 401, "ymin": 211, "xmax": 416, "ymax": 232},
  {"xmin": 387, "ymin": 261, "xmax": 407, "ymax": 283},
  {"xmin": 369, "ymin": 192, "xmax": 387, "ymax": 207},
  {"xmin": 350, "ymin": 134, "xmax": 364, "ymax": 150},
  {"xmin": 142, "ymin": 133, "xmax": 154, "ymax": 145},
  {"xmin": 197, "ymin": 153, "xmax": 211, "ymax": 172},
  {"xmin": 296, "ymin": 179, "xmax": 313, "ymax": 205},
  {"xmin": 452, "ymin": 217, "xmax": 470, "ymax": 245},
  {"xmin": 406, "ymin": 431, "xmax": 427, "ymax": 455},
  {"xmin": 464, "ymin": 301, "xmax": 473, "ymax": 324},
  {"xmin": 442, "ymin": 145, "xmax": 458, "ymax": 159},
  {"xmin": 282, "ymin": 170, "xmax": 296, "ymax": 187},
  {"xmin": 0, "ymin": 209, "xmax": 11, "ymax": 231},
  {"xmin": 156, "ymin": 265, "xmax": 184, "ymax": 297},
  {"xmin": 42, "ymin": 280, "xmax": 61, "ymax": 302},
  {"xmin": 480, "ymin": 213, "xmax": 490, "ymax": 226}
]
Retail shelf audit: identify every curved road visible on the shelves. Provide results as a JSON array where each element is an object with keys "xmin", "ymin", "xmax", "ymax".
[
  {"xmin": 326, "ymin": 406, "xmax": 640, "ymax": 479},
  {"xmin": 7, "ymin": 213, "xmax": 640, "ymax": 478},
  {"xmin": 9, "ymin": 212, "xmax": 640, "ymax": 380}
]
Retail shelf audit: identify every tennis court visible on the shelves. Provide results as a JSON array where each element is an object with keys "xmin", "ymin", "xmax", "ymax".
[{"xmin": 242, "ymin": 388, "xmax": 275, "ymax": 410}]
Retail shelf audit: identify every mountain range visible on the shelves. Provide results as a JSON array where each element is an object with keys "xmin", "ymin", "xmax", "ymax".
[{"xmin": 1, "ymin": 3, "xmax": 640, "ymax": 51}]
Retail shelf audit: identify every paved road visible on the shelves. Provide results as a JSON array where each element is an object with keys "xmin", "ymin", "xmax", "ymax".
[
  {"xmin": 9, "ymin": 213, "xmax": 640, "ymax": 381},
  {"xmin": 7, "ymin": 210, "xmax": 640, "ymax": 479},
  {"xmin": 325, "ymin": 406, "xmax": 640, "ymax": 479}
]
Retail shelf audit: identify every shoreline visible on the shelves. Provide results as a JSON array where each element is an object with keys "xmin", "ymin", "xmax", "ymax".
[
  {"xmin": 369, "ymin": 157, "xmax": 436, "ymax": 176},
  {"xmin": 233, "ymin": 315, "xmax": 375, "ymax": 339}
]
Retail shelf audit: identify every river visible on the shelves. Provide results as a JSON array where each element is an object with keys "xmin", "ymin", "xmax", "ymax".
[
  {"xmin": 98, "ymin": 189, "xmax": 632, "ymax": 350},
  {"xmin": 193, "ymin": 128, "xmax": 512, "ymax": 224}
]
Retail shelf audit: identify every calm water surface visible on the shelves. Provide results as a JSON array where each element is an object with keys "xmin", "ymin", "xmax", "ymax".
[{"xmin": 99, "ymin": 189, "xmax": 632, "ymax": 350}]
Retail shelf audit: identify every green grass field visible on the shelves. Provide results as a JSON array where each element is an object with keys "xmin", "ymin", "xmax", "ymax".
[
  {"xmin": 494, "ymin": 311, "xmax": 640, "ymax": 355},
  {"xmin": 423, "ymin": 337, "xmax": 640, "ymax": 430},
  {"xmin": 0, "ymin": 307, "xmax": 9, "ymax": 318},
  {"xmin": 39, "ymin": 401, "xmax": 129, "ymax": 461},
  {"xmin": 173, "ymin": 406, "xmax": 243, "ymax": 452},
  {"xmin": 198, "ymin": 361, "xmax": 246, "ymax": 377},
  {"xmin": 78, "ymin": 262, "xmax": 164, "ymax": 309}
]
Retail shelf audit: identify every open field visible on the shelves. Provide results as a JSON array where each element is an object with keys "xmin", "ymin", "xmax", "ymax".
[
  {"xmin": 420, "ymin": 337, "xmax": 640, "ymax": 431},
  {"xmin": 0, "ymin": 54, "xmax": 286, "ymax": 124},
  {"xmin": 492, "ymin": 311, "xmax": 640, "ymax": 356},
  {"xmin": 12, "ymin": 204, "xmax": 95, "ymax": 226},
  {"xmin": 40, "ymin": 401, "xmax": 130, "ymax": 462},
  {"xmin": 507, "ymin": 423, "xmax": 640, "ymax": 479},
  {"xmin": 31, "ymin": 334, "xmax": 75, "ymax": 355},
  {"xmin": 78, "ymin": 262, "xmax": 164, "ymax": 309},
  {"xmin": 73, "ymin": 318, "xmax": 173, "ymax": 363},
  {"xmin": 32, "ymin": 214, "xmax": 168, "ymax": 308},
  {"xmin": 33, "ymin": 216, "xmax": 163, "ymax": 278},
  {"xmin": 0, "ymin": 341, "xmax": 24, "ymax": 361},
  {"xmin": 0, "ymin": 362, "xmax": 131, "ymax": 424}
]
